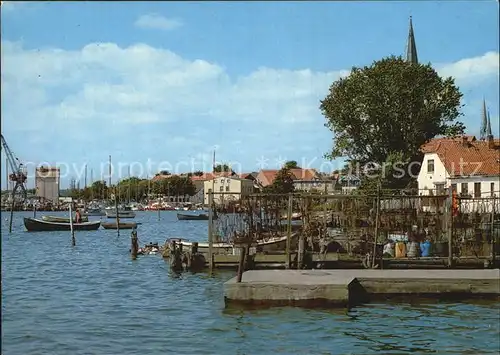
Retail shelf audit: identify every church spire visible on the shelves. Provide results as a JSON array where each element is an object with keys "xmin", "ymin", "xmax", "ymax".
[
  {"xmin": 406, "ymin": 16, "xmax": 418, "ymax": 64},
  {"xmin": 480, "ymin": 98, "xmax": 488, "ymax": 140},
  {"xmin": 486, "ymin": 110, "xmax": 493, "ymax": 138}
]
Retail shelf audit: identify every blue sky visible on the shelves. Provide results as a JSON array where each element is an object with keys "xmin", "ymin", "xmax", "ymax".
[{"xmin": 1, "ymin": 1, "xmax": 499, "ymax": 188}]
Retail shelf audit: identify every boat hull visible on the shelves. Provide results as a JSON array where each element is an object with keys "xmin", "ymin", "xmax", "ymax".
[
  {"xmin": 106, "ymin": 211, "xmax": 136, "ymax": 219},
  {"xmin": 24, "ymin": 218, "xmax": 101, "ymax": 232},
  {"xmin": 102, "ymin": 222, "xmax": 138, "ymax": 230},
  {"xmin": 41, "ymin": 215, "xmax": 89, "ymax": 223},
  {"xmin": 177, "ymin": 213, "xmax": 218, "ymax": 221},
  {"xmin": 164, "ymin": 235, "xmax": 290, "ymax": 256}
]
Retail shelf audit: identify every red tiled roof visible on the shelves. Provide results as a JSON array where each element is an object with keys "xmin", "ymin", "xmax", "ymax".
[
  {"xmin": 421, "ymin": 136, "xmax": 500, "ymax": 177},
  {"xmin": 190, "ymin": 172, "xmax": 234, "ymax": 182},
  {"xmin": 256, "ymin": 168, "xmax": 320, "ymax": 187}
]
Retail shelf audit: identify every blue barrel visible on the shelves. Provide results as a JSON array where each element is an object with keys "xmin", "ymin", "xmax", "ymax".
[{"xmin": 420, "ymin": 240, "xmax": 431, "ymax": 257}]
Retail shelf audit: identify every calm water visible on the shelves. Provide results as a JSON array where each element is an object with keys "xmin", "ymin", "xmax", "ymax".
[{"xmin": 2, "ymin": 211, "xmax": 499, "ymax": 355}]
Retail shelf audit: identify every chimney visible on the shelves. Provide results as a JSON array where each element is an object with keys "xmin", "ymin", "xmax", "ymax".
[{"xmin": 461, "ymin": 136, "xmax": 468, "ymax": 147}]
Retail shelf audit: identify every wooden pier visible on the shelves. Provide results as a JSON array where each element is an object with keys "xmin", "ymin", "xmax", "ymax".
[
  {"xmin": 164, "ymin": 248, "xmax": 499, "ymax": 271},
  {"xmin": 223, "ymin": 269, "xmax": 500, "ymax": 308}
]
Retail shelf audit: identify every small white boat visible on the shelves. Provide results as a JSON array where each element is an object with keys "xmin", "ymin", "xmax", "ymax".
[{"xmin": 164, "ymin": 234, "xmax": 292, "ymax": 255}]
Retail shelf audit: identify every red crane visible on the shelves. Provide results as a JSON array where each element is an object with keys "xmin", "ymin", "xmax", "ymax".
[{"xmin": 1, "ymin": 134, "xmax": 28, "ymax": 201}]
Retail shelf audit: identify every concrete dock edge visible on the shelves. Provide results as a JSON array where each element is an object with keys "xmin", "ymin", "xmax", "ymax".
[{"xmin": 223, "ymin": 269, "xmax": 500, "ymax": 308}]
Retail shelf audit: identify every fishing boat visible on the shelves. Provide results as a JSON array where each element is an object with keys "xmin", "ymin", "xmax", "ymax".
[
  {"xmin": 101, "ymin": 221, "xmax": 140, "ymax": 230},
  {"xmin": 41, "ymin": 215, "xmax": 89, "ymax": 223},
  {"xmin": 24, "ymin": 217, "xmax": 101, "ymax": 232},
  {"xmin": 164, "ymin": 234, "xmax": 292, "ymax": 256},
  {"xmin": 105, "ymin": 210, "xmax": 136, "ymax": 219},
  {"xmin": 177, "ymin": 213, "xmax": 218, "ymax": 221}
]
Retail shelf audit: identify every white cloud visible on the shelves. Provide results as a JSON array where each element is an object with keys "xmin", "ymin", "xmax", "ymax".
[
  {"xmin": 134, "ymin": 14, "xmax": 183, "ymax": 31},
  {"xmin": 1, "ymin": 39, "xmax": 498, "ymax": 174},
  {"xmin": 436, "ymin": 51, "xmax": 500, "ymax": 85}
]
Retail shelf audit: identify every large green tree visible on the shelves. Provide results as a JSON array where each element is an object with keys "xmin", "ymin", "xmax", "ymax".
[
  {"xmin": 264, "ymin": 167, "xmax": 295, "ymax": 194},
  {"xmin": 284, "ymin": 160, "xmax": 299, "ymax": 169},
  {"xmin": 213, "ymin": 163, "xmax": 235, "ymax": 174},
  {"xmin": 320, "ymin": 56, "xmax": 465, "ymax": 188}
]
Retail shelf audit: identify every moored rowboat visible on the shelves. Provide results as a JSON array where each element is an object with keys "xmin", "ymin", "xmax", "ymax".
[
  {"xmin": 106, "ymin": 211, "xmax": 136, "ymax": 219},
  {"xmin": 177, "ymin": 213, "xmax": 218, "ymax": 221},
  {"xmin": 101, "ymin": 222, "xmax": 139, "ymax": 230},
  {"xmin": 164, "ymin": 234, "xmax": 292, "ymax": 256},
  {"xmin": 24, "ymin": 217, "xmax": 101, "ymax": 232},
  {"xmin": 41, "ymin": 215, "xmax": 89, "ymax": 223}
]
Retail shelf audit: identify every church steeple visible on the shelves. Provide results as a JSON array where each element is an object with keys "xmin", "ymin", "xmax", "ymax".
[
  {"xmin": 480, "ymin": 98, "xmax": 488, "ymax": 140},
  {"xmin": 486, "ymin": 110, "xmax": 493, "ymax": 138},
  {"xmin": 406, "ymin": 16, "xmax": 418, "ymax": 64}
]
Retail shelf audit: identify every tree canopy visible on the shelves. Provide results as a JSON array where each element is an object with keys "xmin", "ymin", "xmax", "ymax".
[
  {"xmin": 284, "ymin": 160, "xmax": 299, "ymax": 169},
  {"xmin": 264, "ymin": 167, "xmax": 295, "ymax": 194},
  {"xmin": 320, "ymin": 56, "xmax": 464, "ymax": 188},
  {"xmin": 214, "ymin": 163, "xmax": 235, "ymax": 175}
]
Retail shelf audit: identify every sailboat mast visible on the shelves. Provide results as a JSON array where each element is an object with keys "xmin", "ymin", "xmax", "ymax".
[
  {"xmin": 128, "ymin": 165, "xmax": 131, "ymax": 204},
  {"xmin": 108, "ymin": 155, "xmax": 112, "ymax": 201},
  {"xmin": 147, "ymin": 175, "xmax": 150, "ymax": 206},
  {"xmin": 90, "ymin": 168, "xmax": 94, "ymax": 201}
]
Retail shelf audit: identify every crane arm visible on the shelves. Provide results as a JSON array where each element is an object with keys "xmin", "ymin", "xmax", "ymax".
[{"xmin": 0, "ymin": 134, "xmax": 22, "ymax": 174}]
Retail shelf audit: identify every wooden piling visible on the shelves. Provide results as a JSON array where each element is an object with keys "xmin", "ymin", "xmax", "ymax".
[
  {"xmin": 131, "ymin": 228, "xmax": 138, "ymax": 260},
  {"xmin": 285, "ymin": 193, "xmax": 293, "ymax": 269},
  {"xmin": 297, "ymin": 235, "xmax": 305, "ymax": 269},
  {"xmin": 208, "ymin": 189, "xmax": 214, "ymax": 275},
  {"xmin": 69, "ymin": 203, "xmax": 75, "ymax": 246},
  {"xmin": 191, "ymin": 242, "xmax": 198, "ymax": 254},
  {"xmin": 237, "ymin": 246, "xmax": 247, "ymax": 282}
]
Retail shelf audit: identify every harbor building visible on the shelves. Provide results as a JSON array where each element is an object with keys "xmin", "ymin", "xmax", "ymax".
[
  {"xmin": 35, "ymin": 166, "xmax": 60, "ymax": 203},
  {"xmin": 204, "ymin": 176, "xmax": 255, "ymax": 205}
]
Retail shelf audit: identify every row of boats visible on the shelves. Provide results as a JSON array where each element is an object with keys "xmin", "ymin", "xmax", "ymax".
[
  {"xmin": 23, "ymin": 216, "xmax": 140, "ymax": 232},
  {"xmin": 22, "ymin": 209, "xmax": 218, "ymax": 232}
]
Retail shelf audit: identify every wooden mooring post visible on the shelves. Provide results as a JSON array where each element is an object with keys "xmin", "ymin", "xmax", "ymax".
[
  {"xmin": 285, "ymin": 193, "xmax": 293, "ymax": 269},
  {"xmin": 236, "ymin": 246, "xmax": 247, "ymax": 282},
  {"xmin": 130, "ymin": 227, "xmax": 138, "ymax": 260},
  {"xmin": 207, "ymin": 189, "xmax": 214, "ymax": 275},
  {"xmin": 69, "ymin": 203, "xmax": 75, "ymax": 246}
]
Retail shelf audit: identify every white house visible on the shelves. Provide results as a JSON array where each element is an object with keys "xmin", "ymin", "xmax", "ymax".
[
  {"xmin": 418, "ymin": 135, "xmax": 500, "ymax": 212},
  {"xmin": 204, "ymin": 176, "xmax": 254, "ymax": 205}
]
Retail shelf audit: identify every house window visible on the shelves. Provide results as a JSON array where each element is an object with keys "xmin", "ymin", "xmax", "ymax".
[
  {"xmin": 219, "ymin": 186, "xmax": 224, "ymax": 192},
  {"xmin": 474, "ymin": 183, "xmax": 481, "ymax": 198},
  {"xmin": 451, "ymin": 183, "xmax": 457, "ymax": 193},
  {"xmin": 492, "ymin": 182, "xmax": 496, "ymax": 197},
  {"xmin": 435, "ymin": 183, "xmax": 445, "ymax": 195},
  {"xmin": 461, "ymin": 183, "xmax": 468, "ymax": 196},
  {"xmin": 225, "ymin": 186, "xmax": 230, "ymax": 192},
  {"xmin": 427, "ymin": 159, "xmax": 434, "ymax": 173}
]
